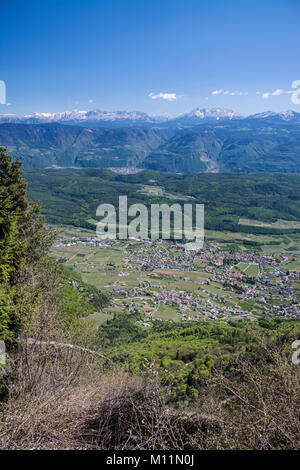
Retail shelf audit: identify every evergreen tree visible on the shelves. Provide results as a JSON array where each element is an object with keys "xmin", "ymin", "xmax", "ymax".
[{"xmin": 0, "ymin": 147, "xmax": 28, "ymax": 284}]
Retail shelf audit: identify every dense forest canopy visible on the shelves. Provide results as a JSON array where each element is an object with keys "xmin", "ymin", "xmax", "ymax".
[{"xmin": 24, "ymin": 168, "xmax": 300, "ymax": 234}]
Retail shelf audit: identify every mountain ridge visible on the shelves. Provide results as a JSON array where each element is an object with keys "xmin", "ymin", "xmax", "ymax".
[
  {"xmin": 1, "ymin": 108, "xmax": 300, "ymax": 128},
  {"xmin": 0, "ymin": 109, "xmax": 300, "ymax": 173}
]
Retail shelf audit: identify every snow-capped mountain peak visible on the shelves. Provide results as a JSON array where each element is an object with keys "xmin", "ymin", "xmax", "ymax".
[
  {"xmin": 0, "ymin": 108, "xmax": 299, "ymax": 126},
  {"xmin": 177, "ymin": 108, "xmax": 243, "ymax": 120},
  {"xmin": 0, "ymin": 109, "xmax": 156, "ymax": 124},
  {"xmin": 249, "ymin": 110, "xmax": 300, "ymax": 121}
]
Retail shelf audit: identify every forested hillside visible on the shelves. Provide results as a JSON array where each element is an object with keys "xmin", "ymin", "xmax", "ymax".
[
  {"xmin": 144, "ymin": 119, "xmax": 300, "ymax": 173},
  {"xmin": 0, "ymin": 124, "xmax": 172, "ymax": 169},
  {"xmin": 24, "ymin": 168, "xmax": 300, "ymax": 234},
  {"xmin": 1, "ymin": 117, "xmax": 300, "ymax": 173}
]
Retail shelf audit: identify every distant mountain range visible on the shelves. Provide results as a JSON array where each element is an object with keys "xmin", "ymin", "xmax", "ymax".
[
  {"xmin": 0, "ymin": 108, "xmax": 300, "ymax": 173},
  {"xmin": 1, "ymin": 107, "xmax": 300, "ymax": 127},
  {"xmin": 0, "ymin": 109, "xmax": 161, "ymax": 127}
]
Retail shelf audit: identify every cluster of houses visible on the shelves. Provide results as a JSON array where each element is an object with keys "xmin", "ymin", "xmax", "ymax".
[
  {"xmin": 112, "ymin": 280, "xmax": 250, "ymax": 321},
  {"xmin": 54, "ymin": 235, "xmax": 300, "ymax": 321},
  {"xmin": 121, "ymin": 240, "xmax": 300, "ymax": 320},
  {"xmin": 54, "ymin": 237, "xmax": 113, "ymax": 248}
]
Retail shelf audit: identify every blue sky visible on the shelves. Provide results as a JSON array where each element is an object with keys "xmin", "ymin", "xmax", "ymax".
[{"xmin": 1, "ymin": 0, "xmax": 300, "ymax": 116}]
